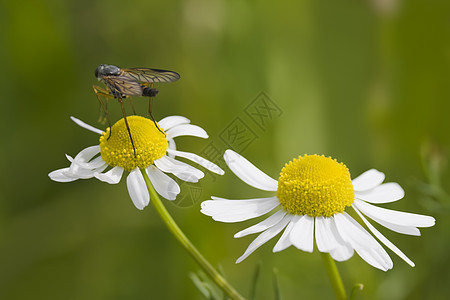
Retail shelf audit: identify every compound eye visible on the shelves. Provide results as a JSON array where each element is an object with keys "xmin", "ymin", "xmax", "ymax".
[{"xmin": 95, "ymin": 65, "xmax": 103, "ymax": 78}]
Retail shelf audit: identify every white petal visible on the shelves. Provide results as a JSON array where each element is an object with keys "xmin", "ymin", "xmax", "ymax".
[
  {"xmin": 353, "ymin": 199, "xmax": 435, "ymax": 228},
  {"xmin": 167, "ymin": 139, "xmax": 176, "ymax": 157},
  {"xmin": 72, "ymin": 145, "xmax": 101, "ymax": 163},
  {"xmin": 328, "ymin": 217, "xmax": 354, "ymax": 261},
  {"xmin": 289, "ymin": 215, "xmax": 314, "ymax": 252},
  {"xmin": 95, "ymin": 166, "xmax": 124, "ymax": 184},
  {"xmin": 223, "ymin": 150, "xmax": 278, "ymax": 191},
  {"xmin": 355, "ymin": 183, "xmax": 405, "ymax": 204},
  {"xmin": 334, "ymin": 213, "xmax": 392, "ymax": 271},
  {"xmin": 353, "ymin": 201, "xmax": 421, "ymax": 236},
  {"xmin": 315, "ymin": 216, "xmax": 339, "ymax": 252},
  {"xmin": 273, "ymin": 215, "xmax": 296, "ymax": 252},
  {"xmin": 234, "ymin": 210, "xmax": 286, "ymax": 238},
  {"xmin": 73, "ymin": 156, "xmax": 106, "ymax": 170},
  {"xmin": 69, "ymin": 146, "xmax": 101, "ymax": 173},
  {"xmin": 167, "ymin": 149, "xmax": 224, "ymax": 175},
  {"xmin": 62, "ymin": 146, "xmax": 108, "ymax": 179},
  {"xmin": 126, "ymin": 168, "xmax": 150, "ymax": 210},
  {"xmin": 166, "ymin": 124, "xmax": 208, "ymax": 139},
  {"xmin": 73, "ymin": 164, "xmax": 108, "ymax": 179},
  {"xmin": 146, "ymin": 166, "xmax": 180, "ymax": 200},
  {"xmin": 372, "ymin": 219, "xmax": 421, "ymax": 236},
  {"xmin": 158, "ymin": 115, "xmax": 190, "ymax": 131},
  {"xmin": 48, "ymin": 168, "xmax": 79, "ymax": 182},
  {"xmin": 200, "ymin": 197, "xmax": 279, "ymax": 223},
  {"xmin": 154, "ymin": 156, "xmax": 204, "ymax": 182},
  {"xmin": 330, "ymin": 246, "xmax": 354, "ymax": 262},
  {"xmin": 355, "ymin": 247, "xmax": 391, "ymax": 272},
  {"xmin": 68, "ymin": 161, "xmax": 108, "ymax": 179},
  {"xmin": 49, "ymin": 151, "xmax": 108, "ymax": 181},
  {"xmin": 70, "ymin": 116, "xmax": 104, "ymax": 135},
  {"xmin": 353, "ymin": 206, "xmax": 415, "ymax": 267},
  {"xmin": 352, "ymin": 169, "xmax": 385, "ymax": 192},
  {"xmin": 236, "ymin": 215, "xmax": 291, "ymax": 263}
]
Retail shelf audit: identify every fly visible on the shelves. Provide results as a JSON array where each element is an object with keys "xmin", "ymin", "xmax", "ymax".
[{"xmin": 93, "ymin": 64, "xmax": 180, "ymax": 157}]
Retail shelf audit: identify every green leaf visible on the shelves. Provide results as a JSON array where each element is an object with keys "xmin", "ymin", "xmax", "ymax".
[
  {"xmin": 349, "ymin": 283, "xmax": 364, "ymax": 300},
  {"xmin": 273, "ymin": 268, "xmax": 282, "ymax": 300},
  {"xmin": 248, "ymin": 261, "xmax": 262, "ymax": 300},
  {"xmin": 190, "ymin": 270, "xmax": 224, "ymax": 300},
  {"xmin": 190, "ymin": 272, "xmax": 212, "ymax": 299}
]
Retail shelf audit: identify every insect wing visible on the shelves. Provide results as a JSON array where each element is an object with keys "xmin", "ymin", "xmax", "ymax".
[
  {"xmin": 122, "ymin": 68, "xmax": 180, "ymax": 83},
  {"xmin": 103, "ymin": 76, "xmax": 143, "ymax": 97}
]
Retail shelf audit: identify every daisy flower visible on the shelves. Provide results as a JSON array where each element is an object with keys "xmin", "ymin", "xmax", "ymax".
[
  {"xmin": 49, "ymin": 116, "xmax": 224, "ymax": 210},
  {"xmin": 201, "ymin": 150, "xmax": 435, "ymax": 271}
]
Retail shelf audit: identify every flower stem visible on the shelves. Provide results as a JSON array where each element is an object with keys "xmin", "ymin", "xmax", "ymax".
[
  {"xmin": 320, "ymin": 252, "xmax": 347, "ymax": 300},
  {"xmin": 140, "ymin": 169, "xmax": 246, "ymax": 300}
]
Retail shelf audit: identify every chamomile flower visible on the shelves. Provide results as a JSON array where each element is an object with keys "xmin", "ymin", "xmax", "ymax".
[
  {"xmin": 201, "ymin": 150, "xmax": 435, "ymax": 271},
  {"xmin": 49, "ymin": 116, "xmax": 224, "ymax": 210}
]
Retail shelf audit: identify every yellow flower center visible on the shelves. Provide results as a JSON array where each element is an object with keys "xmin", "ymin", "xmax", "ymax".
[
  {"xmin": 99, "ymin": 116, "xmax": 168, "ymax": 172},
  {"xmin": 276, "ymin": 155, "xmax": 354, "ymax": 217}
]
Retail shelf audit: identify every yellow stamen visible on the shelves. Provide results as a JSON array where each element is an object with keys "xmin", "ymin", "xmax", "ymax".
[
  {"xmin": 276, "ymin": 155, "xmax": 354, "ymax": 217},
  {"xmin": 99, "ymin": 116, "xmax": 168, "ymax": 172}
]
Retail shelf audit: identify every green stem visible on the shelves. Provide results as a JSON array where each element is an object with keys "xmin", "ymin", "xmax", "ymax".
[
  {"xmin": 140, "ymin": 169, "xmax": 246, "ymax": 300},
  {"xmin": 320, "ymin": 252, "xmax": 347, "ymax": 300}
]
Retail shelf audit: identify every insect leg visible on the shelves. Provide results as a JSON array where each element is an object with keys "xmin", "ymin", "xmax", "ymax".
[
  {"xmin": 148, "ymin": 96, "xmax": 164, "ymax": 135},
  {"xmin": 93, "ymin": 85, "xmax": 114, "ymax": 139},
  {"xmin": 128, "ymin": 97, "xmax": 137, "ymax": 115},
  {"xmin": 147, "ymin": 83, "xmax": 165, "ymax": 135},
  {"xmin": 118, "ymin": 98, "xmax": 137, "ymax": 158}
]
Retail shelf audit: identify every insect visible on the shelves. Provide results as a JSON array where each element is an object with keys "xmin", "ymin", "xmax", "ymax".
[{"xmin": 93, "ymin": 64, "xmax": 180, "ymax": 157}]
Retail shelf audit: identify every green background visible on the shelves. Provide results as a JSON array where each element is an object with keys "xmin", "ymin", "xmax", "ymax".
[{"xmin": 1, "ymin": 0, "xmax": 449, "ymax": 299}]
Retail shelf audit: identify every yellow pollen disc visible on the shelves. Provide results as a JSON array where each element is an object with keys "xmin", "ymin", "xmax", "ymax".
[
  {"xmin": 99, "ymin": 116, "xmax": 168, "ymax": 172},
  {"xmin": 276, "ymin": 155, "xmax": 354, "ymax": 217}
]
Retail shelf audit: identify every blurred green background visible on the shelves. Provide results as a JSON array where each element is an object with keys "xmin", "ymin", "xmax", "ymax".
[{"xmin": 1, "ymin": 0, "xmax": 449, "ymax": 299}]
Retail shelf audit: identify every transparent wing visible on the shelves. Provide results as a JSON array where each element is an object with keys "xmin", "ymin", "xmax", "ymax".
[
  {"xmin": 121, "ymin": 68, "xmax": 181, "ymax": 83},
  {"xmin": 103, "ymin": 76, "xmax": 143, "ymax": 97}
]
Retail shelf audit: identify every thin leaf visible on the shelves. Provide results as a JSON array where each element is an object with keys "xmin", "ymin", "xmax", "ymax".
[
  {"xmin": 273, "ymin": 268, "xmax": 282, "ymax": 300},
  {"xmin": 190, "ymin": 270, "xmax": 223, "ymax": 300},
  {"xmin": 249, "ymin": 261, "xmax": 262, "ymax": 300},
  {"xmin": 190, "ymin": 272, "xmax": 212, "ymax": 299},
  {"xmin": 217, "ymin": 264, "xmax": 230, "ymax": 300},
  {"xmin": 350, "ymin": 283, "xmax": 364, "ymax": 300}
]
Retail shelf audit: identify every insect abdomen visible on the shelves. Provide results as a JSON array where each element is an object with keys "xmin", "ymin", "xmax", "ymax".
[{"xmin": 142, "ymin": 87, "xmax": 159, "ymax": 97}]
